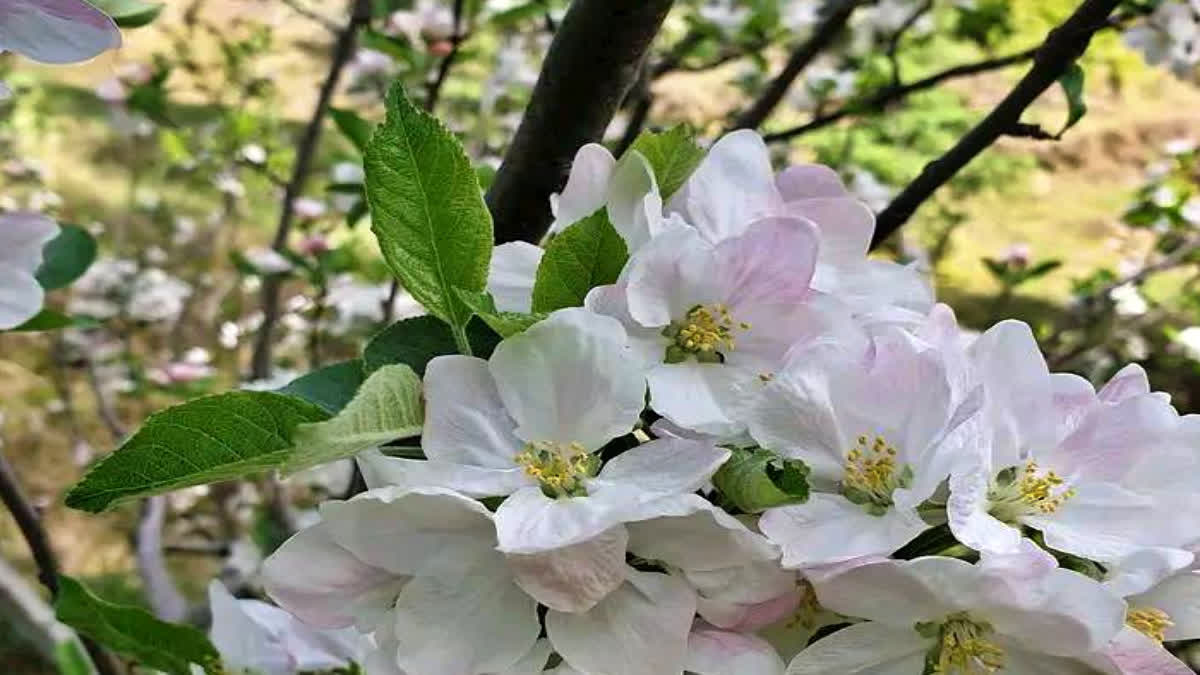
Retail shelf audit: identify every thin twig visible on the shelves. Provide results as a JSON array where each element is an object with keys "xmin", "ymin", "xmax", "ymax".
[
  {"xmin": 728, "ymin": 0, "xmax": 865, "ymax": 132},
  {"xmin": 486, "ymin": 0, "xmax": 676, "ymax": 244},
  {"xmin": 886, "ymin": 0, "xmax": 934, "ymax": 85},
  {"xmin": 250, "ymin": 0, "xmax": 374, "ymax": 379},
  {"xmin": 764, "ymin": 46, "xmax": 1041, "ymax": 143},
  {"xmin": 870, "ymin": 0, "xmax": 1123, "ymax": 249},
  {"xmin": 280, "ymin": 0, "xmax": 340, "ymax": 33}
]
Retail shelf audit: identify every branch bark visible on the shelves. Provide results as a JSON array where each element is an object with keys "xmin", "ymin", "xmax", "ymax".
[
  {"xmin": 870, "ymin": 0, "xmax": 1122, "ymax": 249},
  {"xmin": 728, "ymin": 0, "xmax": 864, "ymax": 132},
  {"xmin": 250, "ymin": 0, "xmax": 373, "ymax": 379},
  {"xmin": 485, "ymin": 0, "xmax": 676, "ymax": 244}
]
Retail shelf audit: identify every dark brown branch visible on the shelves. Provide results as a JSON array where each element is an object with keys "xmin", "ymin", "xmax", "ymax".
[
  {"xmin": 0, "ymin": 447, "xmax": 119, "ymax": 675},
  {"xmin": 870, "ymin": 0, "xmax": 1122, "ymax": 249},
  {"xmin": 728, "ymin": 0, "xmax": 864, "ymax": 132},
  {"xmin": 251, "ymin": 0, "xmax": 373, "ymax": 379},
  {"xmin": 615, "ymin": 67, "xmax": 653, "ymax": 156},
  {"xmin": 764, "ymin": 46, "xmax": 1040, "ymax": 143},
  {"xmin": 486, "ymin": 0, "xmax": 676, "ymax": 244}
]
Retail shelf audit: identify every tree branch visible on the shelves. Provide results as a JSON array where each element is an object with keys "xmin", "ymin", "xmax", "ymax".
[
  {"xmin": 728, "ymin": 0, "xmax": 865, "ymax": 132},
  {"xmin": 870, "ymin": 0, "xmax": 1122, "ymax": 249},
  {"xmin": 886, "ymin": 0, "xmax": 934, "ymax": 85},
  {"xmin": 486, "ymin": 0, "xmax": 676, "ymax": 244},
  {"xmin": 251, "ymin": 0, "xmax": 373, "ymax": 380},
  {"xmin": 764, "ymin": 46, "xmax": 1040, "ymax": 143}
]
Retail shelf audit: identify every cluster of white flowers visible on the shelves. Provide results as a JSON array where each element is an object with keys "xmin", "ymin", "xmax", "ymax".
[
  {"xmin": 211, "ymin": 129, "xmax": 1200, "ymax": 675},
  {"xmin": 68, "ymin": 258, "xmax": 192, "ymax": 323},
  {"xmin": 1124, "ymin": 0, "xmax": 1200, "ymax": 79}
]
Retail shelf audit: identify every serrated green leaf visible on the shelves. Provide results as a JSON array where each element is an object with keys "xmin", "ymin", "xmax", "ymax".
[
  {"xmin": 362, "ymin": 315, "xmax": 500, "ymax": 375},
  {"xmin": 530, "ymin": 209, "xmax": 628, "ymax": 313},
  {"xmin": 278, "ymin": 360, "xmax": 365, "ymax": 414},
  {"xmin": 36, "ymin": 225, "xmax": 97, "ymax": 291},
  {"xmin": 456, "ymin": 289, "xmax": 546, "ymax": 337},
  {"xmin": 1056, "ymin": 64, "xmax": 1087, "ymax": 139},
  {"xmin": 330, "ymin": 108, "xmax": 373, "ymax": 153},
  {"xmin": 283, "ymin": 365, "xmax": 423, "ymax": 474},
  {"xmin": 65, "ymin": 392, "xmax": 329, "ymax": 513},
  {"xmin": 628, "ymin": 125, "xmax": 705, "ymax": 200},
  {"xmin": 55, "ymin": 576, "xmax": 218, "ymax": 675},
  {"xmin": 712, "ymin": 447, "xmax": 810, "ymax": 513},
  {"xmin": 89, "ymin": 0, "xmax": 164, "ymax": 28},
  {"xmin": 364, "ymin": 83, "xmax": 493, "ymax": 348}
]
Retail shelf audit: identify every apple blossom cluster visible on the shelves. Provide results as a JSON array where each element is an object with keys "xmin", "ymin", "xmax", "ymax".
[
  {"xmin": 231, "ymin": 130, "xmax": 1200, "ymax": 675},
  {"xmin": 1123, "ymin": 0, "xmax": 1200, "ymax": 79}
]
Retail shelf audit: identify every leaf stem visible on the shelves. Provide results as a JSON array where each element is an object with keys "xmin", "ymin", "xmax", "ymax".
[{"xmin": 451, "ymin": 323, "xmax": 474, "ymax": 356}]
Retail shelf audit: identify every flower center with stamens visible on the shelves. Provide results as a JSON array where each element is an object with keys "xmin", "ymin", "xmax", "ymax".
[
  {"xmin": 514, "ymin": 440, "xmax": 599, "ymax": 498},
  {"xmin": 661, "ymin": 303, "xmax": 750, "ymax": 364},
  {"xmin": 917, "ymin": 612, "xmax": 1006, "ymax": 674},
  {"xmin": 987, "ymin": 460, "xmax": 1076, "ymax": 522},
  {"xmin": 840, "ymin": 434, "xmax": 913, "ymax": 515},
  {"xmin": 1127, "ymin": 607, "xmax": 1173, "ymax": 643}
]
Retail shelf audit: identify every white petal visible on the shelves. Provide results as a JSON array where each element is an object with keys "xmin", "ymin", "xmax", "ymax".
[
  {"xmin": 0, "ymin": 211, "xmax": 59, "ymax": 270},
  {"xmin": 713, "ymin": 216, "xmax": 818, "ymax": 311},
  {"xmin": 687, "ymin": 562, "xmax": 800, "ymax": 631},
  {"xmin": 505, "ymin": 526, "xmax": 628, "ymax": 612},
  {"xmin": 1098, "ymin": 364, "xmax": 1152, "ymax": 404},
  {"xmin": 806, "ymin": 556, "xmax": 964, "ymax": 626},
  {"xmin": 1002, "ymin": 642, "xmax": 1117, "ymax": 675},
  {"xmin": 606, "ymin": 149, "xmax": 660, "ymax": 251},
  {"xmin": 625, "ymin": 496, "xmax": 777, "ymax": 571},
  {"xmin": 596, "ymin": 437, "xmax": 730, "ymax": 495},
  {"xmin": 0, "ymin": 0, "xmax": 120, "ymax": 64},
  {"xmin": 687, "ymin": 627, "xmax": 786, "ymax": 675},
  {"xmin": 498, "ymin": 639, "xmax": 553, "ymax": 675},
  {"xmin": 775, "ymin": 164, "xmax": 849, "ymax": 202},
  {"xmin": 969, "ymin": 319, "xmax": 1056, "ymax": 467},
  {"xmin": 393, "ymin": 554, "xmax": 540, "ymax": 675},
  {"xmin": 0, "ymin": 265, "xmax": 45, "ymax": 330},
  {"xmin": 1104, "ymin": 547, "xmax": 1194, "ymax": 598},
  {"xmin": 549, "ymin": 144, "xmax": 615, "ymax": 234},
  {"xmin": 422, "ymin": 355, "xmax": 522, "ymax": 468},
  {"xmin": 262, "ymin": 520, "xmax": 404, "ymax": 630},
  {"xmin": 547, "ymin": 570, "xmax": 696, "ymax": 675},
  {"xmin": 946, "ymin": 458, "xmax": 1026, "ymax": 555},
  {"xmin": 785, "ymin": 622, "xmax": 927, "ymax": 675},
  {"xmin": 647, "ymin": 363, "xmax": 754, "ymax": 438},
  {"xmin": 672, "ymin": 129, "xmax": 781, "ymax": 243},
  {"xmin": 760, "ymin": 494, "xmax": 931, "ymax": 569},
  {"xmin": 1094, "ymin": 626, "xmax": 1193, "ymax": 675},
  {"xmin": 490, "ymin": 308, "xmax": 644, "ymax": 449},
  {"xmin": 208, "ymin": 580, "xmax": 295, "ymax": 675},
  {"xmin": 488, "ymin": 242, "xmax": 543, "ymax": 313},
  {"xmin": 1132, "ymin": 568, "xmax": 1200, "ymax": 641},
  {"xmin": 355, "ymin": 451, "xmax": 531, "ymax": 497},
  {"xmin": 1029, "ymin": 482, "xmax": 1178, "ymax": 562},
  {"xmin": 1048, "ymin": 395, "xmax": 1178, "ymax": 484},
  {"xmin": 625, "ymin": 226, "xmax": 722, "ymax": 327},
  {"xmin": 781, "ymin": 197, "xmax": 873, "ymax": 267}
]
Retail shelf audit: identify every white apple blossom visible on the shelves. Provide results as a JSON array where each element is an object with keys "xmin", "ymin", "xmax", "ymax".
[
  {"xmin": 0, "ymin": 211, "xmax": 58, "ymax": 329},
  {"xmin": 948, "ymin": 322, "xmax": 1200, "ymax": 564},
  {"xmin": 1123, "ymin": 0, "xmax": 1200, "ymax": 78},
  {"xmin": 749, "ymin": 326, "xmax": 976, "ymax": 567},
  {"xmin": 0, "ymin": 0, "xmax": 121, "ymax": 64},
  {"xmin": 787, "ymin": 554, "xmax": 1126, "ymax": 674}
]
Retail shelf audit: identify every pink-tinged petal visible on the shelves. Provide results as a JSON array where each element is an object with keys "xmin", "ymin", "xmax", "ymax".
[
  {"xmin": 597, "ymin": 437, "xmax": 730, "ymax": 495},
  {"xmin": 422, "ymin": 355, "xmax": 522, "ymax": 468},
  {"xmin": 1002, "ymin": 641, "xmax": 1120, "ymax": 675},
  {"xmin": 487, "ymin": 242, "xmax": 543, "ymax": 313},
  {"xmin": 781, "ymin": 197, "xmax": 873, "ymax": 266},
  {"xmin": 1104, "ymin": 547, "xmax": 1195, "ymax": 598},
  {"xmin": 969, "ymin": 319, "xmax": 1057, "ymax": 467},
  {"xmin": 713, "ymin": 216, "xmax": 818, "ymax": 310},
  {"xmin": 625, "ymin": 226, "xmax": 721, "ymax": 327},
  {"xmin": 1094, "ymin": 626, "xmax": 1193, "ymax": 675},
  {"xmin": 1048, "ymin": 395, "xmax": 1178, "ymax": 482},
  {"xmin": 729, "ymin": 291, "xmax": 857, "ymax": 374},
  {"xmin": 505, "ymin": 526, "xmax": 628, "ymax": 612},
  {"xmin": 814, "ymin": 258, "xmax": 934, "ymax": 316},
  {"xmin": 1099, "ymin": 364, "xmax": 1153, "ymax": 404},
  {"xmin": 549, "ymin": 143, "xmax": 615, "ymax": 234},
  {"xmin": 0, "ymin": 0, "xmax": 121, "ymax": 64},
  {"xmin": 686, "ymin": 562, "xmax": 800, "ymax": 631},
  {"xmin": 806, "ymin": 556, "xmax": 963, "ymax": 626},
  {"xmin": 262, "ymin": 520, "xmax": 404, "ymax": 630},
  {"xmin": 686, "ymin": 627, "xmax": 786, "ymax": 675},
  {"xmin": 946, "ymin": 458, "xmax": 1026, "ymax": 555},
  {"xmin": 490, "ymin": 308, "xmax": 645, "ymax": 450},
  {"xmin": 785, "ymin": 622, "xmax": 928, "ymax": 675},
  {"xmin": 671, "ymin": 129, "xmax": 781, "ymax": 243},
  {"xmin": 646, "ymin": 362, "xmax": 753, "ymax": 438},
  {"xmin": 393, "ymin": 554, "xmax": 540, "ymax": 675},
  {"xmin": 775, "ymin": 164, "xmax": 849, "ymax": 201},
  {"xmin": 547, "ymin": 570, "xmax": 696, "ymax": 675},
  {"xmin": 625, "ymin": 496, "xmax": 777, "ymax": 571},
  {"xmin": 1030, "ymin": 482, "xmax": 1162, "ymax": 562},
  {"xmin": 1132, "ymin": 567, "xmax": 1200, "ymax": 641},
  {"xmin": 759, "ymin": 494, "xmax": 930, "ymax": 569},
  {"xmin": 356, "ymin": 450, "xmax": 531, "ymax": 497}
]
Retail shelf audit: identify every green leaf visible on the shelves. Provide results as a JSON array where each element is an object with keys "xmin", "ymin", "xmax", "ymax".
[
  {"xmin": 278, "ymin": 360, "xmax": 365, "ymax": 414},
  {"xmin": 89, "ymin": 0, "xmax": 164, "ymax": 27},
  {"xmin": 8, "ymin": 309, "xmax": 92, "ymax": 332},
  {"xmin": 712, "ymin": 447, "xmax": 810, "ymax": 513},
  {"xmin": 53, "ymin": 638, "xmax": 96, "ymax": 675},
  {"xmin": 1056, "ymin": 63, "xmax": 1087, "ymax": 139},
  {"xmin": 362, "ymin": 315, "xmax": 500, "ymax": 376},
  {"xmin": 55, "ymin": 576, "xmax": 219, "ymax": 675},
  {"xmin": 65, "ymin": 392, "xmax": 329, "ymax": 513},
  {"xmin": 36, "ymin": 225, "xmax": 97, "ymax": 291},
  {"xmin": 283, "ymin": 365, "xmax": 423, "ymax": 474},
  {"xmin": 628, "ymin": 125, "xmax": 705, "ymax": 200},
  {"xmin": 530, "ymin": 210, "xmax": 628, "ymax": 313},
  {"xmin": 364, "ymin": 83, "xmax": 493, "ymax": 349},
  {"xmin": 457, "ymin": 289, "xmax": 546, "ymax": 337},
  {"xmin": 330, "ymin": 108, "xmax": 373, "ymax": 153}
]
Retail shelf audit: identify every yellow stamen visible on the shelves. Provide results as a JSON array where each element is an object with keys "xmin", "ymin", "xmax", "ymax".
[
  {"xmin": 988, "ymin": 460, "xmax": 1077, "ymax": 522},
  {"xmin": 1127, "ymin": 607, "xmax": 1173, "ymax": 643},
  {"xmin": 931, "ymin": 613, "xmax": 1006, "ymax": 674},
  {"xmin": 841, "ymin": 434, "xmax": 913, "ymax": 515},
  {"xmin": 514, "ymin": 440, "xmax": 597, "ymax": 498},
  {"xmin": 661, "ymin": 303, "xmax": 750, "ymax": 363}
]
